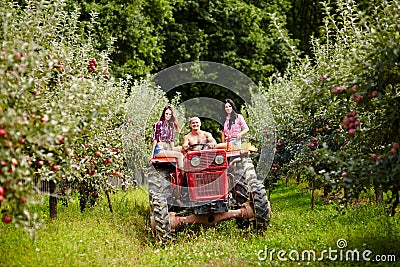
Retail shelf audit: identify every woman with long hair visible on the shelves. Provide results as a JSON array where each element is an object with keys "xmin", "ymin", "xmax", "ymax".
[
  {"xmin": 150, "ymin": 105, "xmax": 184, "ymax": 170},
  {"xmin": 216, "ymin": 99, "xmax": 249, "ymax": 150}
]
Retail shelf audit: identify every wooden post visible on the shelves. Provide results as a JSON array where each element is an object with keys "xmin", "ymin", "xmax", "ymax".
[
  {"xmin": 105, "ymin": 190, "xmax": 113, "ymax": 213},
  {"xmin": 49, "ymin": 180, "xmax": 57, "ymax": 219},
  {"xmin": 311, "ymin": 176, "xmax": 315, "ymax": 211}
]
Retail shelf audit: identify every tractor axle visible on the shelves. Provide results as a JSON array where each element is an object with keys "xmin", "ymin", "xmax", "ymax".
[{"xmin": 168, "ymin": 202, "xmax": 254, "ymax": 231}]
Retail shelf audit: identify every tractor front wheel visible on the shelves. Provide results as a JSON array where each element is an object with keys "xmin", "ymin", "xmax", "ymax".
[{"xmin": 148, "ymin": 167, "xmax": 174, "ymax": 242}]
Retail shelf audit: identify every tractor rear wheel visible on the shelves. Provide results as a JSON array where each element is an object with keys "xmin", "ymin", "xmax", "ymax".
[
  {"xmin": 232, "ymin": 157, "xmax": 270, "ymax": 231},
  {"xmin": 231, "ymin": 157, "xmax": 254, "ymax": 229},
  {"xmin": 232, "ymin": 175, "xmax": 248, "ymax": 206},
  {"xmin": 249, "ymin": 179, "xmax": 270, "ymax": 231}
]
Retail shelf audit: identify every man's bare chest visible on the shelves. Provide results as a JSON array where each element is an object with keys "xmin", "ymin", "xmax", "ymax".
[{"xmin": 189, "ymin": 134, "xmax": 208, "ymax": 145}]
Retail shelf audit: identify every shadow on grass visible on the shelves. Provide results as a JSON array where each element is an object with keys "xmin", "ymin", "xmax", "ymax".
[
  {"xmin": 269, "ymin": 182, "xmax": 325, "ymax": 213},
  {"xmin": 105, "ymin": 187, "xmax": 153, "ymax": 245}
]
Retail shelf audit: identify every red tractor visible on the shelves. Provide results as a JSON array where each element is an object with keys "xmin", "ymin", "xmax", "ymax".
[{"xmin": 148, "ymin": 145, "xmax": 271, "ymax": 241}]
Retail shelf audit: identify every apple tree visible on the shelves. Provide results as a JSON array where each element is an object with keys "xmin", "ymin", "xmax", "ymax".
[
  {"xmin": 258, "ymin": 0, "xmax": 400, "ymax": 212},
  {"xmin": 0, "ymin": 0, "xmax": 130, "ymax": 233}
]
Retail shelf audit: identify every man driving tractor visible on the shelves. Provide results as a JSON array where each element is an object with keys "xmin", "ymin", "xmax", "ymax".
[{"xmin": 181, "ymin": 117, "xmax": 217, "ymax": 153}]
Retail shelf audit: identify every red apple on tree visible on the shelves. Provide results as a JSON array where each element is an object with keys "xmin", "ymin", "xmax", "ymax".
[
  {"xmin": 351, "ymin": 94, "xmax": 363, "ymax": 103},
  {"xmin": 332, "ymin": 87, "xmax": 341, "ymax": 94},
  {"xmin": 0, "ymin": 129, "xmax": 6, "ymax": 137},
  {"xmin": 19, "ymin": 195, "xmax": 26, "ymax": 203},
  {"xmin": 112, "ymin": 170, "xmax": 121, "ymax": 177},
  {"xmin": 51, "ymin": 164, "xmax": 60, "ymax": 172},
  {"xmin": 370, "ymin": 90, "xmax": 378, "ymax": 98},
  {"xmin": 11, "ymin": 158, "xmax": 18, "ymax": 167},
  {"xmin": 6, "ymin": 141, "xmax": 13, "ymax": 148},
  {"xmin": 348, "ymin": 110, "xmax": 357, "ymax": 116},
  {"xmin": 348, "ymin": 128, "xmax": 356, "ymax": 135},
  {"xmin": 2, "ymin": 214, "xmax": 12, "ymax": 224}
]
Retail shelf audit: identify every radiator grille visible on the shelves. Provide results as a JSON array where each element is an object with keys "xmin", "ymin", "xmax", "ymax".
[{"xmin": 188, "ymin": 171, "xmax": 228, "ymax": 201}]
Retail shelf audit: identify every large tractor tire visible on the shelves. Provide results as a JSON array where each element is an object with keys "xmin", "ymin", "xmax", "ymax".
[
  {"xmin": 148, "ymin": 167, "xmax": 174, "ymax": 242},
  {"xmin": 232, "ymin": 157, "xmax": 270, "ymax": 231},
  {"xmin": 232, "ymin": 157, "xmax": 255, "ymax": 205},
  {"xmin": 232, "ymin": 175, "xmax": 250, "ymax": 229},
  {"xmin": 249, "ymin": 179, "xmax": 270, "ymax": 231},
  {"xmin": 232, "ymin": 175, "xmax": 248, "ymax": 206},
  {"xmin": 231, "ymin": 157, "xmax": 254, "ymax": 228}
]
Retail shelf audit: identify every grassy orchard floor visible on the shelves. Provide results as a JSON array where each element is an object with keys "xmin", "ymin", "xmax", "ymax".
[{"xmin": 0, "ymin": 180, "xmax": 399, "ymax": 267}]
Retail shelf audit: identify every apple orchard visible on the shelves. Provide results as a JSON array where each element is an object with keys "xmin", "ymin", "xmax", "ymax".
[{"xmin": 1, "ymin": 0, "xmax": 400, "ymax": 232}]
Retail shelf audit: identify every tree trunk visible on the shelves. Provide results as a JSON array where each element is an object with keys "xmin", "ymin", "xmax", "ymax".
[
  {"xmin": 391, "ymin": 187, "xmax": 399, "ymax": 217},
  {"xmin": 49, "ymin": 180, "xmax": 57, "ymax": 219},
  {"xmin": 375, "ymin": 184, "xmax": 384, "ymax": 203},
  {"xmin": 106, "ymin": 190, "xmax": 113, "ymax": 213},
  {"xmin": 311, "ymin": 177, "xmax": 315, "ymax": 210}
]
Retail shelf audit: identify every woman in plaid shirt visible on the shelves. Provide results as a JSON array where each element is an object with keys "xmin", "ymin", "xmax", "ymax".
[{"xmin": 150, "ymin": 105, "xmax": 184, "ymax": 171}]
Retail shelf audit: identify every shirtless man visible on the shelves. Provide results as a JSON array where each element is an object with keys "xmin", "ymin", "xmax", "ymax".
[{"xmin": 181, "ymin": 117, "xmax": 217, "ymax": 153}]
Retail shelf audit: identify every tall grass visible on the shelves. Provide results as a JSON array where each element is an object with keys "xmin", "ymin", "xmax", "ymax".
[{"xmin": 1, "ymin": 181, "xmax": 399, "ymax": 266}]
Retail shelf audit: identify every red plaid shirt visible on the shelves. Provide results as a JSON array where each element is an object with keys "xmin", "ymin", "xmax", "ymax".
[{"xmin": 152, "ymin": 120, "xmax": 174, "ymax": 143}]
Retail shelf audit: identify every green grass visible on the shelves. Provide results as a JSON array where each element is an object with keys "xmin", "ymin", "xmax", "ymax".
[{"xmin": 1, "ymin": 181, "xmax": 399, "ymax": 266}]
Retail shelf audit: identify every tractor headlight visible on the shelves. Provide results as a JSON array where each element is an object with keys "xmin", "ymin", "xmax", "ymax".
[
  {"xmin": 214, "ymin": 154, "xmax": 225, "ymax": 165},
  {"xmin": 190, "ymin": 156, "xmax": 201, "ymax": 167}
]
